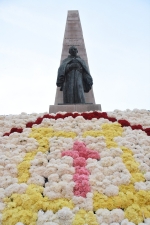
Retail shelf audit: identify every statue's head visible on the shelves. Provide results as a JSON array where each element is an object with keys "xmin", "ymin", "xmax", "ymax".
[{"xmin": 69, "ymin": 46, "xmax": 78, "ymax": 56}]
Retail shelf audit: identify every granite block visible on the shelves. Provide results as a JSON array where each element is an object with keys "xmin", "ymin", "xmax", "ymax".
[{"xmin": 49, "ymin": 104, "xmax": 101, "ymax": 114}]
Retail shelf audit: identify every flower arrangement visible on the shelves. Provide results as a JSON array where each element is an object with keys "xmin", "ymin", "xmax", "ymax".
[{"xmin": 0, "ymin": 109, "xmax": 150, "ymax": 225}]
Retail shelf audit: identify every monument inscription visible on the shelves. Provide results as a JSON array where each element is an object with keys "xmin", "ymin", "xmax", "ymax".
[{"xmin": 64, "ymin": 39, "xmax": 83, "ymax": 46}]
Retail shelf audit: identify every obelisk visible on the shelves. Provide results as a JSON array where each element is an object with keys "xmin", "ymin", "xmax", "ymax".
[{"xmin": 49, "ymin": 10, "xmax": 101, "ymax": 113}]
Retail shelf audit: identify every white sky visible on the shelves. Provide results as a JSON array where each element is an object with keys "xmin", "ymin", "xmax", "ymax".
[{"xmin": 0, "ymin": 0, "xmax": 150, "ymax": 115}]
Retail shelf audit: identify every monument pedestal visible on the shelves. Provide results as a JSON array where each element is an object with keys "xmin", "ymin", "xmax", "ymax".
[{"xmin": 49, "ymin": 104, "xmax": 101, "ymax": 114}]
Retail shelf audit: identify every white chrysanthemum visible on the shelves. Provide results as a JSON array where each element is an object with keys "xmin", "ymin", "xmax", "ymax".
[
  {"xmin": 28, "ymin": 175, "xmax": 45, "ymax": 186},
  {"xmin": 145, "ymin": 172, "xmax": 150, "ymax": 181},
  {"xmin": 139, "ymin": 163, "xmax": 149, "ymax": 173},
  {"xmin": 56, "ymin": 207, "xmax": 74, "ymax": 220},
  {"xmin": 104, "ymin": 185, "xmax": 119, "ymax": 196},
  {"xmin": 15, "ymin": 222, "xmax": 25, "ymax": 225},
  {"xmin": 144, "ymin": 218, "xmax": 150, "ymax": 224},
  {"xmin": 96, "ymin": 209, "xmax": 111, "ymax": 224},
  {"xmin": 72, "ymin": 194, "xmax": 93, "ymax": 211},
  {"xmin": 37, "ymin": 210, "xmax": 58, "ymax": 225},
  {"xmin": 121, "ymin": 219, "xmax": 129, "ymax": 225},
  {"xmin": 111, "ymin": 209, "xmax": 124, "ymax": 223},
  {"xmin": 43, "ymin": 222, "xmax": 58, "ymax": 225},
  {"xmin": 127, "ymin": 222, "xmax": 135, "ymax": 225},
  {"xmin": 110, "ymin": 223, "xmax": 119, "ymax": 225},
  {"xmin": 0, "ymin": 202, "xmax": 6, "ymax": 212},
  {"xmin": 0, "ymin": 176, "xmax": 18, "ymax": 188},
  {"xmin": 4, "ymin": 183, "xmax": 27, "ymax": 197}
]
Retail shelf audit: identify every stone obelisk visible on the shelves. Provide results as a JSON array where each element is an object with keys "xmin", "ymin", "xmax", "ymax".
[{"xmin": 49, "ymin": 10, "xmax": 101, "ymax": 113}]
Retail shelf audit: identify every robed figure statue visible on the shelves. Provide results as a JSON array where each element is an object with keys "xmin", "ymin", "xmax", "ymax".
[{"xmin": 56, "ymin": 46, "xmax": 93, "ymax": 104}]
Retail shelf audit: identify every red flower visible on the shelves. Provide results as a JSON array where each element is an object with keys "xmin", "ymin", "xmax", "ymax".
[
  {"xmin": 26, "ymin": 122, "xmax": 34, "ymax": 128},
  {"xmin": 3, "ymin": 132, "xmax": 9, "ymax": 136},
  {"xmin": 3, "ymin": 111, "xmax": 150, "ymax": 137},
  {"xmin": 43, "ymin": 114, "xmax": 55, "ymax": 119},
  {"xmin": 81, "ymin": 112, "xmax": 89, "ymax": 119},
  {"xmin": 108, "ymin": 117, "xmax": 117, "ymax": 122},
  {"xmin": 55, "ymin": 113, "xmax": 64, "ymax": 119},
  {"xmin": 64, "ymin": 112, "xmax": 74, "ymax": 118},
  {"xmin": 144, "ymin": 128, "xmax": 150, "ymax": 136},
  {"xmin": 11, "ymin": 128, "xmax": 23, "ymax": 133},
  {"xmin": 118, "ymin": 119, "xmax": 131, "ymax": 127},
  {"xmin": 35, "ymin": 117, "xmax": 43, "ymax": 124},
  {"xmin": 72, "ymin": 113, "xmax": 80, "ymax": 118},
  {"xmin": 131, "ymin": 124, "xmax": 143, "ymax": 130}
]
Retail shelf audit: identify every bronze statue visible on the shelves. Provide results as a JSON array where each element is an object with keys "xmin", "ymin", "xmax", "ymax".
[{"xmin": 56, "ymin": 46, "xmax": 93, "ymax": 104}]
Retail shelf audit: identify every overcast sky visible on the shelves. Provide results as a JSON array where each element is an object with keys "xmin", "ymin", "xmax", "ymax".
[{"xmin": 0, "ymin": 0, "xmax": 150, "ymax": 115}]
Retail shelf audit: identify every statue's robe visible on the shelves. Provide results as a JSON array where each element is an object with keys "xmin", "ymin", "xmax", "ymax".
[{"xmin": 56, "ymin": 55, "xmax": 93, "ymax": 104}]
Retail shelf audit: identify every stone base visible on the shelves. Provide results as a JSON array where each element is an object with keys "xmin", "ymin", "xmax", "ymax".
[{"xmin": 49, "ymin": 104, "xmax": 102, "ymax": 114}]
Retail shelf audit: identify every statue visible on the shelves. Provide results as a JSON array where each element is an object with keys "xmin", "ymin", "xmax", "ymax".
[{"xmin": 56, "ymin": 46, "xmax": 93, "ymax": 104}]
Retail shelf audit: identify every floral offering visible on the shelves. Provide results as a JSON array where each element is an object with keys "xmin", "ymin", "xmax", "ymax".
[{"xmin": 0, "ymin": 109, "xmax": 150, "ymax": 225}]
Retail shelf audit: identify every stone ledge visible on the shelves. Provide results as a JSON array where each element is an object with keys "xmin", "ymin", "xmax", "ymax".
[{"xmin": 49, "ymin": 104, "xmax": 102, "ymax": 114}]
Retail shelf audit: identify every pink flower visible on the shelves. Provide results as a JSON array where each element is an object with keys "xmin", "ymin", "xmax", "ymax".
[
  {"xmin": 73, "ymin": 174, "xmax": 89, "ymax": 182},
  {"xmin": 61, "ymin": 141, "xmax": 100, "ymax": 197},
  {"xmin": 62, "ymin": 150, "xmax": 79, "ymax": 159},
  {"xmin": 87, "ymin": 150, "xmax": 100, "ymax": 160},
  {"xmin": 73, "ymin": 157, "xmax": 86, "ymax": 167},
  {"xmin": 75, "ymin": 167, "xmax": 90, "ymax": 175},
  {"xmin": 74, "ymin": 190, "xmax": 80, "ymax": 196},
  {"xmin": 73, "ymin": 141, "xmax": 100, "ymax": 160},
  {"xmin": 73, "ymin": 141, "xmax": 86, "ymax": 152},
  {"xmin": 80, "ymin": 192, "xmax": 86, "ymax": 197}
]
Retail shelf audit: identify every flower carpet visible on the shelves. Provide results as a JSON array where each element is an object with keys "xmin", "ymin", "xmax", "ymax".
[{"xmin": 0, "ymin": 109, "xmax": 150, "ymax": 225}]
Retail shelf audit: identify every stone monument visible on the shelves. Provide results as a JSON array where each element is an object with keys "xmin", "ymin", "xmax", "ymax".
[{"xmin": 49, "ymin": 10, "xmax": 101, "ymax": 113}]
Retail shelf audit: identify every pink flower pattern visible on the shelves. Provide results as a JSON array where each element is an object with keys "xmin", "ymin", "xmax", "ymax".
[{"xmin": 62, "ymin": 141, "xmax": 100, "ymax": 197}]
